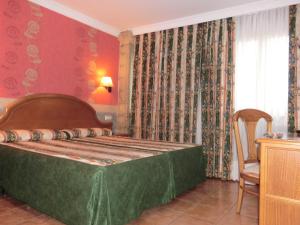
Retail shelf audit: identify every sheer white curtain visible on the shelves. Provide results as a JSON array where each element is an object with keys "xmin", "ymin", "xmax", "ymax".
[{"xmin": 231, "ymin": 7, "xmax": 289, "ymax": 180}]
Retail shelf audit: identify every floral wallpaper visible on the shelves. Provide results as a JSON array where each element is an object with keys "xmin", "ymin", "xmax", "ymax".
[{"xmin": 0, "ymin": 0, "xmax": 119, "ymax": 105}]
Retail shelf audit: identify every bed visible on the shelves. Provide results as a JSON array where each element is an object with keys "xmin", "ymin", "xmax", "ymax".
[{"xmin": 0, "ymin": 93, "xmax": 206, "ymax": 225}]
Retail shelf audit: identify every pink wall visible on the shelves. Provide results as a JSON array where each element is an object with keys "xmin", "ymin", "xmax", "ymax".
[{"xmin": 0, "ymin": 0, "xmax": 119, "ymax": 105}]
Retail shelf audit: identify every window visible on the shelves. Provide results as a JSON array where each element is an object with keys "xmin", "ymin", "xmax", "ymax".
[{"xmin": 232, "ymin": 7, "xmax": 289, "ymax": 180}]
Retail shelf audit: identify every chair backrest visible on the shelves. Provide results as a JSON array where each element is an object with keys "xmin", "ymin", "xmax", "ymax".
[{"xmin": 233, "ymin": 109, "xmax": 272, "ymax": 172}]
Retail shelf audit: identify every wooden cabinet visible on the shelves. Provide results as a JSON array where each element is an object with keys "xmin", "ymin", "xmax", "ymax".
[{"xmin": 257, "ymin": 138, "xmax": 300, "ymax": 225}]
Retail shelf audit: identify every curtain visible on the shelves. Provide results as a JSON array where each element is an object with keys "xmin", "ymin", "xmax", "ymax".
[
  {"xmin": 232, "ymin": 7, "xmax": 289, "ymax": 180},
  {"xmin": 129, "ymin": 18, "xmax": 235, "ymax": 180},
  {"xmin": 129, "ymin": 27, "xmax": 201, "ymax": 144},
  {"xmin": 288, "ymin": 5, "xmax": 300, "ymax": 132},
  {"xmin": 200, "ymin": 19, "xmax": 235, "ymax": 179}
]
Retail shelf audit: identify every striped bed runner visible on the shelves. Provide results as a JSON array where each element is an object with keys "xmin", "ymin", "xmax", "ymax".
[{"xmin": 0, "ymin": 136, "xmax": 199, "ymax": 166}]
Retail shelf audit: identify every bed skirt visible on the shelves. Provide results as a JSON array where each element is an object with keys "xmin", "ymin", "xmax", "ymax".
[{"xmin": 0, "ymin": 145, "xmax": 206, "ymax": 225}]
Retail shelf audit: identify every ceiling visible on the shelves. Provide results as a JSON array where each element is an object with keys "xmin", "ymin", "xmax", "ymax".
[
  {"xmin": 52, "ymin": 0, "xmax": 259, "ymax": 30},
  {"xmin": 30, "ymin": 0, "xmax": 300, "ymax": 35}
]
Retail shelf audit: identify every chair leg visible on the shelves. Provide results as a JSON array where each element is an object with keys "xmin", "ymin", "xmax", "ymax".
[
  {"xmin": 257, "ymin": 184, "xmax": 260, "ymax": 220},
  {"xmin": 236, "ymin": 177, "xmax": 244, "ymax": 214}
]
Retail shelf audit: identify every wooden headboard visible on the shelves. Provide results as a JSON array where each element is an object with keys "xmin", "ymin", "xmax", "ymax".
[{"xmin": 0, "ymin": 93, "xmax": 112, "ymax": 130}]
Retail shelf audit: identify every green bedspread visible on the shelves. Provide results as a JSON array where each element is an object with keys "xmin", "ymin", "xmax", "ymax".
[{"xmin": 0, "ymin": 145, "xmax": 206, "ymax": 225}]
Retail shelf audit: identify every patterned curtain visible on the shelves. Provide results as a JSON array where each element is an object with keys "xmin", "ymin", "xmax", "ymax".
[
  {"xmin": 288, "ymin": 5, "xmax": 300, "ymax": 132},
  {"xmin": 129, "ymin": 18, "xmax": 235, "ymax": 180},
  {"xmin": 200, "ymin": 20, "xmax": 235, "ymax": 179}
]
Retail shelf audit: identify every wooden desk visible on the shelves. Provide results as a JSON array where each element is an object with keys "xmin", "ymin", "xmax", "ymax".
[{"xmin": 257, "ymin": 137, "xmax": 300, "ymax": 225}]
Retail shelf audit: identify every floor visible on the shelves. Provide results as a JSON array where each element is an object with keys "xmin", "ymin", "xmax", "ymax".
[{"xmin": 0, "ymin": 179, "xmax": 258, "ymax": 225}]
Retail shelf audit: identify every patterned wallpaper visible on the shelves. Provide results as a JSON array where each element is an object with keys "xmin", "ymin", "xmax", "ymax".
[{"xmin": 0, "ymin": 0, "xmax": 119, "ymax": 105}]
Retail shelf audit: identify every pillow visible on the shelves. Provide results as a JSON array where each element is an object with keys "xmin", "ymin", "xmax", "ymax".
[
  {"xmin": 61, "ymin": 129, "xmax": 76, "ymax": 139},
  {"xmin": 102, "ymin": 128, "xmax": 112, "ymax": 136},
  {"xmin": 0, "ymin": 130, "xmax": 6, "ymax": 143},
  {"xmin": 0, "ymin": 128, "xmax": 113, "ymax": 143},
  {"xmin": 87, "ymin": 128, "xmax": 101, "ymax": 137},
  {"xmin": 71, "ymin": 128, "xmax": 112, "ymax": 138},
  {"xmin": 32, "ymin": 129, "xmax": 67, "ymax": 141},
  {"xmin": 0, "ymin": 129, "xmax": 33, "ymax": 142},
  {"xmin": 0, "ymin": 131, "xmax": 6, "ymax": 142},
  {"xmin": 31, "ymin": 130, "xmax": 43, "ymax": 141},
  {"xmin": 9, "ymin": 129, "xmax": 33, "ymax": 142},
  {"xmin": 90, "ymin": 128, "xmax": 112, "ymax": 136},
  {"xmin": 71, "ymin": 128, "xmax": 91, "ymax": 138}
]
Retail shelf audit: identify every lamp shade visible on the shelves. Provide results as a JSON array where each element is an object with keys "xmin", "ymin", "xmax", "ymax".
[{"xmin": 100, "ymin": 76, "xmax": 113, "ymax": 87}]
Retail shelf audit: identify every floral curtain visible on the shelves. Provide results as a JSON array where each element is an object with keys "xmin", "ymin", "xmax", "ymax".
[
  {"xmin": 200, "ymin": 19, "xmax": 235, "ymax": 179},
  {"xmin": 288, "ymin": 5, "xmax": 300, "ymax": 132},
  {"xmin": 129, "ymin": 18, "xmax": 235, "ymax": 180}
]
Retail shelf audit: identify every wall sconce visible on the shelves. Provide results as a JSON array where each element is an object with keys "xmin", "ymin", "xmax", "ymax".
[{"xmin": 100, "ymin": 76, "xmax": 113, "ymax": 93}]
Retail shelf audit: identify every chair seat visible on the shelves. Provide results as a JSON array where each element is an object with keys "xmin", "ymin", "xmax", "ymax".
[
  {"xmin": 244, "ymin": 162, "xmax": 259, "ymax": 174},
  {"xmin": 241, "ymin": 162, "xmax": 260, "ymax": 183}
]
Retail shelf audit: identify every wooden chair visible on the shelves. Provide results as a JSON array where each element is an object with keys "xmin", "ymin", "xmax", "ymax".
[{"xmin": 233, "ymin": 109, "xmax": 272, "ymax": 213}]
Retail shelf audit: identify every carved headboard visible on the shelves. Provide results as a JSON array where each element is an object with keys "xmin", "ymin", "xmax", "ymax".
[{"xmin": 0, "ymin": 93, "xmax": 112, "ymax": 130}]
